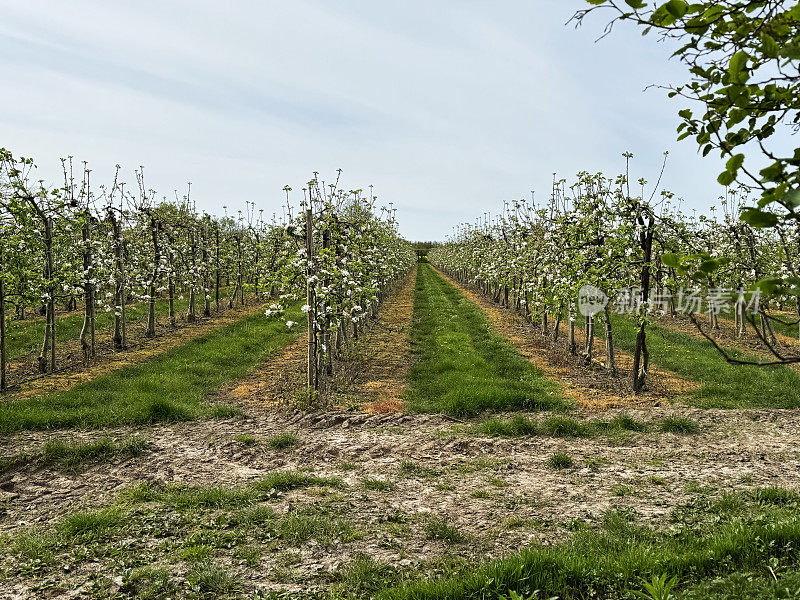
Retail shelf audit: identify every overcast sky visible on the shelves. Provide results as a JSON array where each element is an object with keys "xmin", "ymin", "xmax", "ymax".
[{"xmin": 1, "ymin": 1, "xmax": 732, "ymax": 240}]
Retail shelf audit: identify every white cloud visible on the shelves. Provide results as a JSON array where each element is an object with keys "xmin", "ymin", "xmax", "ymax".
[{"xmin": 0, "ymin": 0, "xmax": 745, "ymax": 240}]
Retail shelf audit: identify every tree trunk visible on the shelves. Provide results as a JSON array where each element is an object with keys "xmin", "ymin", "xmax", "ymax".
[
  {"xmin": 215, "ymin": 227, "xmax": 221, "ymax": 311},
  {"xmin": 585, "ymin": 316, "xmax": 594, "ymax": 364},
  {"xmin": 305, "ymin": 208, "xmax": 317, "ymax": 391},
  {"xmin": 322, "ymin": 227, "xmax": 332, "ymax": 377},
  {"xmin": 552, "ymin": 311, "xmax": 562, "ymax": 344},
  {"xmin": 568, "ymin": 316, "xmax": 576, "ymax": 355},
  {"xmin": 38, "ymin": 217, "xmax": 55, "ymax": 373},
  {"xmin": 187, "ymin": 229, "xmax": 197, "ymax": 323},
  {"xmin": 603, "ymin": 306, "xmax": 617, "ymax": 375},
  {"xmin": 146, "ymin": 216, "xmax": 160, "ymax": 337},
  {"xmin": 111, "ymin": 216, "xmax": 127, "ymax": 349},
  {"xmin": 202, "ymin": 230, "xmax": 211, "ymax": 317},
  {"xmin": 80, "ymin": 216, "xmax": 95, "ymax": 362},
  {"xmin": 168, "ymin": 267, "xmax": 176, "ymax": 328},
  {"xmin": 1, "ymin": 273, "xmax": 6, "ymax": 391},
  {"xmin": 632, "ymin": 216, "xmax": 654, "ymax": 393}
]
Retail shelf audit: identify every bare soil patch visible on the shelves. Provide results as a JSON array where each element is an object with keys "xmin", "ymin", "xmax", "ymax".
[
  {"xmin": 335, "ymin": 266, "xmax": 417, "ymax": 413},
  {"xmin": 1, "ymin": 407, "xmax": 799, "ymax": 596},
  {"xmin": 212, "ymin": 334, "xmax": 308, "ymax": 409}
]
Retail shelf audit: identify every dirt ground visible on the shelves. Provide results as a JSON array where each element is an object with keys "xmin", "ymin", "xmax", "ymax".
[{"xmin": 2, "ymin": 406, "xmax": 800, "ymax": 597}]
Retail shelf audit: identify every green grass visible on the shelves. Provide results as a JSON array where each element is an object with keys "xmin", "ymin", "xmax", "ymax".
[
  {"xmin": 251, "ymin": 470, "xmax": 345, "ymax": 492},
  {"xmin": 424, "ymin": 516, "xmax": 465, "ymax": 543},
  {"xmin": 121, "ymin": 470, "xmax": 345, "ymax": 511},
  {"xmin": 58, "ymin": 509, "xmax": 123, "ymax": 541},
  {"xmin": 0, "ymin": 435, "xmax": 148, "ymax": 475},
  {"xmin": 660, "ymin": 417, "xmax": 700, "ymax": 435},
  {"xmin": 233, "ymin": 433, "xmax": 259, "ymax": 445},
  {"xmin": 406, "ymin": 264, "xmax": 567, "ymax": 416},
  {"xmin": 186, "ymin": 561, "xmax": 240, "ymax": 596},
  {"xmin": 606, "ymin": 315, "xmax": 800, "ymax": 408},
  {"xmin": 363, "ymin": 478, "xmax": 396, "ymax": 492},
  {"xmin": 546, "ymin": 452, "xmax": 574, "ymax": 469},
  {"xmin": 278, "ymin": 512, "xmax": 359, "ymax": 545},
  {"xmin": 398, "ymin": 459, "xmax": 441, "ymax": 479},
  {"xmin": 379, "ymin": 489, "xmax": 800, "ymax": 600},
  {"xmin": 42, "ymin": 435, "xmax": 147, "ymax": 472},
  {"xmin": 540, "ymin": 416, "xmax": 593, "ymax": 438},
  {"xmin": 472, "ymin": 413, "xmax": 649, "ymax": 438},
  {"xmin": 2, "ymin": 291, "xmax": 227, "ymax": 361},
  {"xmin": 268, "ymin": 432, "xmax": 298, "ymax": 450},
  {"xmin": 0, "ymin": 302, "xmax": 303, "ymax": 432},
  {"xmin": 475, "ymin": 414, "xmax": 540, "ymax": 436}
]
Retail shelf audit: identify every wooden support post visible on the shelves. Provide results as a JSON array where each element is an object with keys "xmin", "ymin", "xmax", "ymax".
[
  {"xmin": 0, "ymin": 272, "xmax": 5, "ymax": 391},
  {"xmin": 305, "ymin": 208, "xmax": 317, "ymax": 391}
]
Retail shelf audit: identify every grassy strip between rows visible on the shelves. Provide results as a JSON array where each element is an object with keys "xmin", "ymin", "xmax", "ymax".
[
  {"xmin": 471, "ymin": 413, "xmax": 699, "ymax": 438},
  {"xmin": 380, "ymin": 489, "xmax": 800, "ymax": 600},
  {"xmin": 0, "ymin": 434, "xmax": 148, "ymax": 474},
  {"xmin": 606, "ymin": 315, "xmax": 800, "ymax": 409},
  {"xmin": 0, "ymin": 302, "xmax": 304, "ymax": 432},
  {"xmin": 3, "ymin": 291, "xmax": 231, "ymax": 361},
  {"xmin": 406, "ymin": 263, "xmax": 566, "ymax": 416}
]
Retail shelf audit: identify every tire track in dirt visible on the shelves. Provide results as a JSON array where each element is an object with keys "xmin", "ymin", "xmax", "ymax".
[{"xmin": 431, "ymin": 267, "xmax": 697, "ymax": 410}]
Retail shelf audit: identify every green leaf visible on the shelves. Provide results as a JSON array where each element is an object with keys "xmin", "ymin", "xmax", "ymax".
[
  {"xmin": 780, "ymin": 189, "xmax": 800, "ymax": 209},
  {"xmin": 725, "ymin": 153, "xmax": 745, "ymax": 177},
  {"xmin": 624, "ymin": 0, "xmax": 648, "ymax": 7},
  {"xmin": 729, "ymin": 50, "xmax": 748, "ymax": 78},
  {"xmin": 661, "ymin": 253, "xmax": 680, "ymax": 268},
  {"xmin": 664, "ymin": 0, "xmax": 689, "ymax": 18},
  {"xmin": 699, "ymin": 259, "xmax": 719, "ymax": 274},
  {"xmin": 740, "ymin": 208, "xmax": 779, "ymax": 228},
  {"xmin": 761, "ymin": 33, "xmax": 779, "ymax": 58},
  {"xmin": 651, "ymin": 5, "xmax": 677, "ymax": 25},
  {"xmin": 760, "ymin": 162, "xmax": 784, "ymax": 183},
  {"xmin": 756, "ymin": 277, "xmax": 782, "ymax": 294},
  {"xmin": 717, "ymin": 170, "xmax": 736, "ymax": 186}
]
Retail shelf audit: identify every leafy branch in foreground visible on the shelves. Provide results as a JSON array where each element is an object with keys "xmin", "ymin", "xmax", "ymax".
[{"xmin": 574, "ymin": 1, "xmax": 800, "ymax": 365}]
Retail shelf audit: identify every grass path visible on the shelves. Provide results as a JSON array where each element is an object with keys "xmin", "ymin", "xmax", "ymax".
[
  {"xmin": 7, "ymin": 302, "xmax": 271, "ymax": 400},
  {"xmin": 4, "ymin": 294, "xmax": 201, "ymax": 362},
  {"xmin": 406, "ymin": 263, "xmax": 565, "ymax": 416},
  {"xmin": 435, "ymin": 268, "xmax": 697, "ymax": 409},
  {"xmin": 434, "ymin": 266, "xmax": 800, "ymax": 410},
  {"xmin": 0, "ymin": 303, "xmax": 304, "ymax": 433},
  {"xmin": 606, "ymin": 314, "xmax": 800, "ymax": 409}
]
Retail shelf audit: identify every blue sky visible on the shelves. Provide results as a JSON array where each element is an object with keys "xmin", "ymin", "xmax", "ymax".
[{"xmin": 0, "ymin": 0, "xmax": 731, "ymax": 240}]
